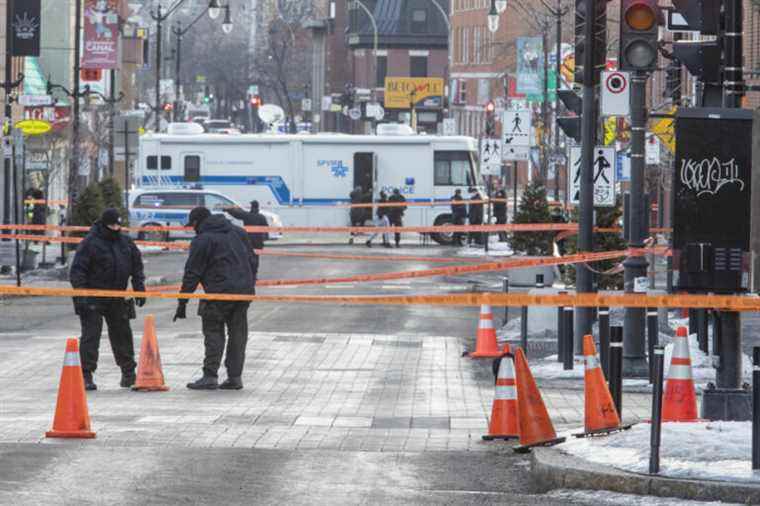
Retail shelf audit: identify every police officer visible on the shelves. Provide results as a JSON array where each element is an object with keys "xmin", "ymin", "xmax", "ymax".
[
  {"xmin": 468, "ymin": 187, "xmax": 484, "ymax": 246},
  {"xmin": 225, "ymin": 200, "xmax": 269, "ymax": 278},
  {"xmin": 70, "ymin": 208, "xmax": 146, "ymax": 391},
  {"xmin": 451, "ymin": 189, "xmax": 467, "ymax": 246},
  {"xmin": 173, "ymin": 207, "xmax": 257, "ymax": 390},
  {"xmin": 387, "ymin": 188, "xmax": 406, "ymax": 248},
  {"xmin": 493, "ymin": 189, "xmax": 508, "ymax": 242},
  {"xmin": 348, "ymin": 186, "xmax": 365, "ymax": 244}
]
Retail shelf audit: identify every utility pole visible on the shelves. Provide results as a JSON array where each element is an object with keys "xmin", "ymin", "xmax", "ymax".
[
  {"xmin": 173, "ymin": 21, "xmax": 182, "ymax": 122},
  {"xmin": 541, "ymin": 23, "xmax": 549, "ymax": 183},
  {"xmin": 67, "ymin": 0, "xmax": 83, "ymax": 219},
  {"xmin": 153, "ymin": 4, "xmax": 164, "ymax": 132},
  {"xmin": 665, "ymin": 33, "xmax": 682, "ymax": 294},
  {"xmin": 553, "ymin": 0, "xmax": 564, "ymax": 202}
]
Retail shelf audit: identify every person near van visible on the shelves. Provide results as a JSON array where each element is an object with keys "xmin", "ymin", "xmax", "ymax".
[
  {"xmin": 224, "ymin": 200, "xmax": 269, "ymax": 278},
  {"xmin": 468, "ymin": 187, "xmax": 484, "ymax": 246},
  {"xmin": 70, "ymin": 208, "xmax": 146, "ymax": 391},
  {"xmin": 173, "ymin": 207, "xmax": 257, "ymax": 391},
  {"xmin": 451, "ymin": 189, "xmax": 467, "ymax": 246},
  {"xmin": 493, "ymin": 189, "xmax": 508, "ymax": 242},
  {"xmin": 348, "ymin": 186, "xmax": 366, "ymax": 244},
  {"xmin": 387, "ymin": 188, "xmax": 406, "ymax": 248},
  {"xmin": 366, "ymin": 190, "xmax": 391, "ymax": 248}
]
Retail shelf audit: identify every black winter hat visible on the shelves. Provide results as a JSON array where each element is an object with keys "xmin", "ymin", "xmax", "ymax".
[
  {"xmin": 101, "ymin": 208, "xmax": 122, "ymax": 226},
  {"xmin": 186, "ymin": 206, "xmax": 212, "ymax": 228}
]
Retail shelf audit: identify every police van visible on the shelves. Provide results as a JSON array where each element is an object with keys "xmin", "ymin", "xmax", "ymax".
[
  {"xmin": 129, "ymin": 188, "xmax": 283, "ymax": 241},
  {"xmin": 137, "ymin": 124, "xmax": 480, "ymax": 244}
]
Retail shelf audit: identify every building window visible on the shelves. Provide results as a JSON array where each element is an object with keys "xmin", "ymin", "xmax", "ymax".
[
  {"xmin": 410, "ymin": 56, "xmax": 428, "ymax": 77},
  {"xmin": 376, "ymin": 55, "xmax": 388, "ymax": 87},
  {"xmin": 458, "ymin": 79, "xmax": 467, "ymax": 104},
  {"xmin": 411, "ymin": 8, "xmax": 428, "ymax": 33},
  {"xmin": 184, "ymin": 155, "xmax": 201, "ymax": 182}
]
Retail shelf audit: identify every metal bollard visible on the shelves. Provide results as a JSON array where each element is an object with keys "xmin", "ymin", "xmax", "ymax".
[
  {"xmin": 649, "ymin": 345, "xmax": 665, "ymax": 475},
  {"xmin": 697, "ymin": 309, "xmax": 708, "ymax": 354},
  {"xmin": 520, "ymin": 306, "xmax": 528, "ymax": 353},
  {"xmin": 754, "ymin": 347, "xmax": 760, "ymax": 470},
  {"xmin": 598, "ymin": 307, "xmax": 610, "ymax": 378},
  {"xmin": 563, "ymin": 307, "xmax": 574, "ymax": 370},
  {"xmin": 647, "ymin": 309, "xmax": 659, "ymax": 384},
  {"xmin": 535, "ymin": 274, "xmax": 544, "ymax": 288},
  {"xmin": 609, "ymin": 326, "xmax": 623, "ymax": 418},
  {"xmin": 713, "ymin": 311, "xmax": 722, "ymax": 359},
  {"xmin": 503, "ymin": 277, "xmax": 510, "ymax": 325},
  {"xmin": 557, "ymin": 306, "xmax": 565, "ymax": 363}
]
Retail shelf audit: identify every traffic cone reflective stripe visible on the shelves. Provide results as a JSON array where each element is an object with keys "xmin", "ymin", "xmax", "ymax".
[
  {"xmin": 133, "ymin": 315, "xmax": 169, "ymax": 392},
  {"xmin": 469, "ymin": 305, "xmax": 502, "ymax": 358},
  {"xmin": 574, "ymin": 335, "xmax": 630, "ymax": 437},
  {"xmin": 483, "ymin": 347, "xmax": 520, "ymax": 441},
  {"xmin": 46, "ymin": 338, "xmax": 96, "ymax": 439},
  {"xmin": 512, "ymin": 347, "xmax": 565, "ymax": 452},
  {"xmin": 662, "ymin": 326, "xmax": 699, "ymax": 422}
]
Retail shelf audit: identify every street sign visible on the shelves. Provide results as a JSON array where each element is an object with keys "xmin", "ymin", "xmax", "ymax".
[
  {"xmin": 18, "ymin": 95, "xmax": 53, "ymax": 107},
  {"xmin": 365, "ymin": 102, "xmax": 384, "ymax": 121},
  {"xmin": 569, "ymin": 146, "xmax": 616, "ymax": 207},
  {"xmin": 248, "ymin": 85, "xmax": 259, "ymax": 96},
  {"xmin": 502, "ymin": 110, "xmax": 532, "ymax": 147},
  {"xmin": 645, "ymin": 136, "xmax": 661, "ymax": 164},
  {"xmin": 442, "ymin": 118, "xmax": 457, "ymax": 136},
  {"xmin": 600, "ymin": 71, "xmax": 630, "ymax": 116},
  {"xmin": 502, "ymin": 145, "xmax": 530, "ymax": 162},
  {"xmin": 348, "ymin": 108, "xmax": 362, "ymax": 121},
  {"xmin": 302, "ymin": 98, "xmax": 312, "ymax": 112},
  {"xmin": 480, "ymin": 138, "xmax": 503, "ymax": 173},
  {"xmin": 321, "ymin": 96, "xmax": 332, "ymax": 111},
  {"xmin": 651, "ymin": 110, "xmax": 675, "ymax": 153},
  {"xmin": 25, "ymin": 151, "xmax": 48, "ymax": 171},
  {"xmin": 14, "ymin": 119, "xmax": 51, "ymax": 136},
  {"xmin": 616, "ymin": 151, "xmax": 631, "ymax": 181}
]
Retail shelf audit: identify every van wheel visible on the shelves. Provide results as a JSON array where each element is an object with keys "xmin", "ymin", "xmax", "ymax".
[
  {"xmin": 432, "ymin": 214, "xmax": 455, "ymax": 246},
  {"xmin": 137, "ymin": 223, "xmax": 169, "ymax": 243}
]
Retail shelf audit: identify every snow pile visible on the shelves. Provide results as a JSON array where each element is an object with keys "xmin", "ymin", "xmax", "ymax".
[
  {"xmin": 661, "ymin": 332, "xmax": 751, "ymax": 386},
  {"xmin": 561, "ymin": 421, "xmax": 760, "ymax": 483},
  {"xmin": 456, "ymin": 241, "xmax": 514, "ymax": 257},
  {"xmin": 526, "ymin": 355, "xmax": 650, "ymax": 387},
  {"xmin": 546, "ymin": 488, "xmax": 740, "ymax": 506}
]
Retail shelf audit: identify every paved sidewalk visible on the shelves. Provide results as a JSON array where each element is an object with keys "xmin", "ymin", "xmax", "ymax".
[{"xmin": 0, "ymin": 328, "xmax": 652, "ymax": 452}]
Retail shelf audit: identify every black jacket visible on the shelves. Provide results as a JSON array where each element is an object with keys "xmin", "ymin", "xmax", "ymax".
[
  {"xmin": 468, "ymin": 193, "xmax": 484, "ymax": 225},
  {"xmin": 376, "ymin": 195, "xmax": 389, "ymax": 219},
  {"xmin": 225, "ymin": 207, "xmax": 269, "ymax": 251},
  {"xmin": 387, "ymin": 193, "xmax": 406, "ymax": 221},
  {"xmin": 492, "ymin": 191, "xmax": 507, "ymax": 220},
  {"xmin": 180, "ymin": 215, "xmax": 257, "ymax": 296},
  {"xmin": 70, "ymin": 222, "xmax": 145, "ymax": 292},
  {"xmin": 451, "ymin": 194, "xmax": 467, "ymax": 220}
]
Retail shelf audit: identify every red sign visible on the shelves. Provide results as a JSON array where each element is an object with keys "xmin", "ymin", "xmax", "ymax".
[
  {"xmin": 81, "ymin": 68, "xmax": 102, "ymax": 82},
  {"xmin": 23, "ymin": 106, "xmax": 72, "ymax": 131},
  {"xmin": 82, "ymin": 0, "xmax": 120, "ymax": 69}
]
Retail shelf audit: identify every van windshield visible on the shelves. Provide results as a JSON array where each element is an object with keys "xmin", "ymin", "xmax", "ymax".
[{"xmin": 434, "ymin": 151, "xmax": 477, "ymax": 186}]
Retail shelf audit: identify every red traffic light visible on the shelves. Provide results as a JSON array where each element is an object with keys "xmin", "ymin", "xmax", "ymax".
[
  {"xmin": 163, "ymin": 103, "xmax": 174, "ymax": 112},
  {"xmin": 485, "ymin": 101, "xmax": 495, "ymax": 114},
  {"xmin": 250, "ymin": 95, "xmax": 262, "ymax": 107}
]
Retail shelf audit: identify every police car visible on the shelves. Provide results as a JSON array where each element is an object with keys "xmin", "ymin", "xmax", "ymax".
[{"xmin": 129, "ymin": 189, "xmax": 282, "ymax": 241}]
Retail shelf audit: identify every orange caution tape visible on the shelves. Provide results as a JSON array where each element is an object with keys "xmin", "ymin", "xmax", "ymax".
[{"xmin": 0, "ymin": 285, "xmax": 757, "ymax": 311}]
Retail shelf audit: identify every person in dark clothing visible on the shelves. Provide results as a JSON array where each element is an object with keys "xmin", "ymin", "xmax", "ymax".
[
  {"xmin": 387, "ymin": 188, "xmax": 406, "ymax": 248},
  {"xmin": 70, "ymin": 208, "xmax": 146, "ymax": 391},
  {"xmin": 366, "ymin": 190, "xmax": 391, "ymax": 248},
  {"xmin": 224, "ymin": 200, "xmax": 269, "ymax": 279},
  {"xmin": 451, "ymin": 189, "xmax": 467, "ymax": 246},
  {"xmin": 468, "ymin": 188, "xmax": 484, "ymax": 246},
  {"xmin": 173, "ymin": 207, "xmax": 257, "ymax": 391},
  {"xmin": 493, "ymin": 189, "xmax": 508, "ymax": 242},
  {"xmin": 349, "ymin": 186, "xmax": 365, "ymax": 244}
]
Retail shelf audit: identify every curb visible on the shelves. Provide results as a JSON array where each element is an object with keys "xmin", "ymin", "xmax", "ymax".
[{"xmin": 531, "ymin": 446, "xmax": 760, "ymax": 504}]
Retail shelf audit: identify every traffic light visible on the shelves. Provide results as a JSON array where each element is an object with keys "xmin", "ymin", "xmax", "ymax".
[
  {"xmin": 485, "ymin": 101, "xmax": 496, "ymax": 137},
  {"xmin": 619, "ymin": 0, "xmax": 661, "ymax": 72},
  {"xmin": 163, "ymin": 103, "xmax": 173, "ymax": 113},
  {"xmin": 671, "ymin": 0, "xmax": 722, "ymax": 106},
  {"xmin": 574, "ymin": 0, "xmax": 607, "ymax": 85},
  {"xmin": 556, "ymin": 89, "xmax": 582, "ymax": 143},
  {"xmin": 203, "ymin": 85, "xmax": 213, "ymax": 104},
  {"xmin": 250, "ymin": 95, "xmax": 261, "ymax": 107}
]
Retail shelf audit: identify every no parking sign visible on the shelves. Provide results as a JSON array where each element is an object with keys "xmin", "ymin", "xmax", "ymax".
[{"xmin": 601, "ymin": 71, "xmax": 630, "ymax": 117}]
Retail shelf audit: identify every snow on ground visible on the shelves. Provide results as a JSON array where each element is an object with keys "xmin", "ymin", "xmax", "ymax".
[
  {"xmin": 547, "ymin": 488, "xmax": 741, "ymax": 505},
  {"xmin": 456, "ymin": 239, "xmax": 514, "ymax": 257},
  {"xmin": 526, "ymin": 354, "xmax": 650, "ymax": 387},
  {"xmin": 560, "ymin": 421, "xmax": 760, "ymax": 483}
]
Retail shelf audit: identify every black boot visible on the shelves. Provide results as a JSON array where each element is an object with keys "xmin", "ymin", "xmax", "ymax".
[
  {"xmin": 365, "ymin": 240, "xmax": 372, "ymax": 248},
  {"xmin": 83, "ymin": 371, "xmax": 97, "ymax": 391},
  {"xmin": 219, "ymin": 377, "xmax": 243, "ymax": 390},
  {"xmin": 120, "ymin": 370, "xmax": 136, "ymax": 388},
  {"xmin": 187, "ymin": 376, "xmax": 218, "ymax": 390}
]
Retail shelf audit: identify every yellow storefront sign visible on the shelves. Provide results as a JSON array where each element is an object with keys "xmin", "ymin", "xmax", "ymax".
[
  {"xmin": 384, "ymin": 77, "xmax": 444, "ymax": 109},
  {"xmin": 650, "ymin": 107, "xmax": 676, "ymax": 153},
  {"xmin": 15, "ymin": 119, "xmax": 52, "ymax": 136}
]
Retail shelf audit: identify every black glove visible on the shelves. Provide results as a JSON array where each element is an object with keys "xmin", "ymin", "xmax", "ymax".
[
  {"xmin": 135, "ymin": 297, "xmax": 146, "ymax": 308},
  {"xmin": 173, "ymin": 301, "xmax": 187, "ymax": 322}
]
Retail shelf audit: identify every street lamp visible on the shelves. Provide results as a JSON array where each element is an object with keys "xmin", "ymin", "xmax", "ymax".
[
  {"xmin": 487, "ymin": 0, "xmax": 500, "ymax": 33},
  {"xmin": 495, "ymin": 0, "xmax": 508, "ymax": 13},
  {"xmin": 208, "ymin": 0, "xmax": 221, "ymax": 19},
  {"xmin": 222, "ymin": 5, "xmax": 234, "ymax": 34}
]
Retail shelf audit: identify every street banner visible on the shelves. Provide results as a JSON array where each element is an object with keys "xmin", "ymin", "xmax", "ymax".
[
  {"xmin": 82, "ymin": 0, "xmax": 120, "ymax": 69},
  {"xmin": 516, "ymin": 37, "xmax": 543, "ymax": 96},
  {"xmin": 10, "ymin": 0, "xmax": 41, "ymax": 56},
  {"xmin": 569, "ymin": 147, "xmax": 616, "ymax": 207}
]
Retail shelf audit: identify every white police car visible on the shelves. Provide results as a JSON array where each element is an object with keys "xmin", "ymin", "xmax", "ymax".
[{"xmin": 129, "ymin": 189, "xmax": 282, "ymax": 241}]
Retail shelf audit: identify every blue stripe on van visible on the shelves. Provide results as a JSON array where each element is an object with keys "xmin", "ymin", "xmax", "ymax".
[{"xmin": 142, "ymin": 175, "xmax": 291, "ymax": 204}]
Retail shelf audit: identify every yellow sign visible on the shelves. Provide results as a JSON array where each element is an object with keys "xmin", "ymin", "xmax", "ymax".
[
  {"xmin": 384, "ymin": 77, "xmax": 444, "ymax": 109},
  {"xmin": 650, "ymin": 107, "xmax": 675, "ymax": 153},
  {"xmin": 603, "ymin": 117, "xmax": 617, "ymax": 146},
  {"xmin": 15, "ymin": 119, "xmax": 52, "ymax": 136}
]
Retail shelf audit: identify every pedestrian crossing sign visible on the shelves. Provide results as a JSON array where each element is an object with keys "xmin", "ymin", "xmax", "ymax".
[
  {"xmin": 502, "ymin": 110, "xmax": 532, "ymax": 147},
  {"xmin": 568, "ymin": 146, "xmax": 616, "ymax": 207}
]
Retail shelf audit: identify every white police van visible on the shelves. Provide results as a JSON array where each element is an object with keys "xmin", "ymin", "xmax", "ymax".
[
  {"xmin": 129, "ymin": 188, "xmax": 283, "ymax": 241},
  {"xmin": 137, "ymin": 123, "xmax": 480, "ymax": 244}
]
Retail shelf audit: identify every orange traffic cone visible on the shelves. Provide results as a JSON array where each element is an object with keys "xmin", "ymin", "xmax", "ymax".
[
  {"xmin": 512, "ymin": 347, "xmax": 565, "ymax": 452},
  {"xmin": 46, "ymin": 338, "xmax": 96, "ymax": 439},
  {"xmin": 132, "ymin": 315, "xmax": 169, "ymax": 392},
  {"xmin": 468, "ymin": 305, "xmax": 502, "ymax": 358},
  {"xmin": 662, "ymin": 326, "xmax": 699, "ymax": 422},
  {"xmin": 483, "ymin": 348, "xmax": 520, "ymax": 441},
  {"xmin": 574, "ymin": 335, "xmax": 633, "ymax": 437}
]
